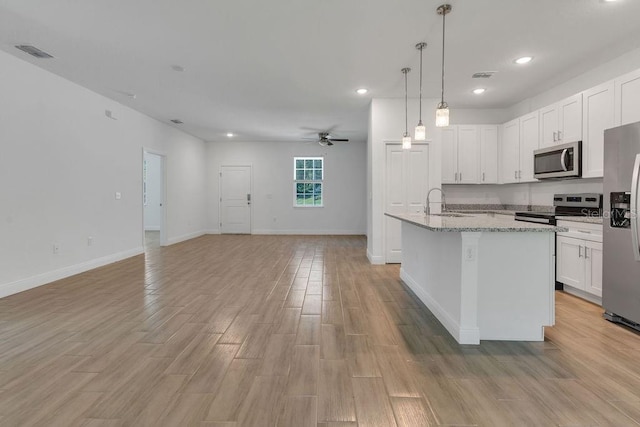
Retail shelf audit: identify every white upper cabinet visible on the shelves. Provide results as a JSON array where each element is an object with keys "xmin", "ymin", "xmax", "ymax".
[
  {"xmin": 539, "ymin": 94, "xmax": 583, "ymax": 148},
  {"xmin": 440, "ymin": 125, "xmax": 479, "ymax": 184},
  {"xmin": 615, "ymin": 68, "xmax": 640, "ymax": 126},
  {"xmin": 440, "ymin": 126, "xmax": 458, "ymax": 184},
  {"xmin": 519, "ymin": 111, "xmax": 540, "ymax": 182},
  {"xmin": 479, "ymin": 125, "xmax": 498, "ymax": 184},
  {"xmin": 501, "ymin": 118, "xmax": 520, "ymax": 184},
  {"xmin": 457, "ymin": 126, "xmax": 479, "ymax": 184},
  {"xmin": 582, "ymin": 81, "xmax": 615, "ymax": 178}
]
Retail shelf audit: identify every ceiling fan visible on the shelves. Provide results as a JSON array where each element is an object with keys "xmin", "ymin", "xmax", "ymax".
[{"xmin": 306, "ymin": 132, "xmax": 349, "ymax": 147}]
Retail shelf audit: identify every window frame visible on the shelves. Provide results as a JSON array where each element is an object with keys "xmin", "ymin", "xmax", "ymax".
[{"xmin": 293, "ymin": 156, "xmax": 324, "ymax": 208}]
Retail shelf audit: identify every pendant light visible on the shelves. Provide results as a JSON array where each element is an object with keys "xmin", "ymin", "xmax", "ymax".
[
  {"xmin": 415, "ymin": 42, "xmax": 427, "ymax": 140},
  {"xmin": 436, "ymin": 4, "xmax": 452, "ymax": 127},
  {"xmin": 401, "ymin": 67, "xmax": 412, "ymax": 149}
]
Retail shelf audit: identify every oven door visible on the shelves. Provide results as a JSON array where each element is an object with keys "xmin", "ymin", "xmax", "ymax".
[{"xmin": 534, "ymin": 141, "xmax": 582, "ymax": 179}]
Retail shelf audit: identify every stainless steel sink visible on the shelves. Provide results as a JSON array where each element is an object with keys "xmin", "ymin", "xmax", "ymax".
[{"xmin": 429, "ymin": 213, "xmax": 468, "ymax": 217}]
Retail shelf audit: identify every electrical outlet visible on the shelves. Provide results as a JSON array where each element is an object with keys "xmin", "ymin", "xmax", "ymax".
[
  {"xmin": 53, "ymin": 243, "xmax": 60, "ymax": 254},
  {"xmin": 465, "ymin": 246, "xmax": 475, "ymax": 261},
  {"xmin": 87, "ymin": 236, "xmax": 93, "ymax": 246}
]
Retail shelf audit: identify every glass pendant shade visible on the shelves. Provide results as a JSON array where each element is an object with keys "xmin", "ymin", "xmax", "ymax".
[
  {"xmin": 415, "ymin": 121, "xmax": 426, "ymax": 141},
  {"xmin": 436, "ymin": 103, "xmax": 449, "ymax": 127},
  {"xmin": 402, "ymin": 133, "xmax": 412, "ymax": 149}
]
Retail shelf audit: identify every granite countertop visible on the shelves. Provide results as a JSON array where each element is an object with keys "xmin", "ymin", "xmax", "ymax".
[
  {"xmin": 385, "ymin": 212, "xmax": 568, "ymax": 233},
  {"xmin": 446, "ymin": 206, "xmax": 604, "ymax": 225}
]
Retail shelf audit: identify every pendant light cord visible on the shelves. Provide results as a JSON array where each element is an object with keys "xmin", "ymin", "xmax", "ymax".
[
  {"xmin": 404, "ymin": 70, "xmax": 408, "ymax": 134},
  {"xmin": 419, "ymin": 45, "xmax": 423, "ymax": 120},
  {"xmin": 441, "ymin": 10, "xmax": 446, "ymax": 105}
]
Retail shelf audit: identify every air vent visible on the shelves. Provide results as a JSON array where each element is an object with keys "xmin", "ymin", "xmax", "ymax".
[
  {"xmin": 472, "ymin": 71, "xmax": 496, "ymax": 79},
  {"xmin": 170, "ymin": 119, "xmax": 183, "ymax": 124},
  {"xmin": 15, "ymin": 45, "xmax": 54, "ymax": 59}
]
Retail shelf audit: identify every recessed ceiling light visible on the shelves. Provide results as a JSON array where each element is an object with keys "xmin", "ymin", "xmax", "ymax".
[
  {"xmin": 171, "ymin": 65, "xmax": 185, "ymax": 72},
  {"xmin": 514, "ymin": 56, "xmax": 533, "ymax": 65},
  {"xmin": 356, "ymin": 88, "xmax": 368, "ymax": 95},
  {"xmin": 226, "ymin": 133, "xmax": 234, "ymax": 137},
  {"xmin": 170, "ymin": 119, "xmax": 183, "ymax": 124},
  {"xmin": 473, "ymin": 88, "xmax": 486, "ymax": 95}
]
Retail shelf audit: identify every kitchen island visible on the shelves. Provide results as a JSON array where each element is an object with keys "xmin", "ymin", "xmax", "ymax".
[{"xmin": 385, "ymin": 212, "xmax": 567, "ymax": 345}]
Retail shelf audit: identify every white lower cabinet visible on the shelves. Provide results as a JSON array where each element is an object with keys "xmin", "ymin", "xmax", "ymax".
[{"xmin": 556, "ymin": 221, "xmax": 603, "ymax": 302}]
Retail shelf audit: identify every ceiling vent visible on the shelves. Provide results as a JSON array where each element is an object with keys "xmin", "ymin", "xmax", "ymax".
[
  {"xmin": 15, "ymin": 45, "xmax": 54, "ymax": 59},
  {"xmin": 472, "ymin": 71, "xmax": 496, "ymax": 79},
  {"xmin": 170, "ymin": 119, "xmax": 184, "ymax": 124}
]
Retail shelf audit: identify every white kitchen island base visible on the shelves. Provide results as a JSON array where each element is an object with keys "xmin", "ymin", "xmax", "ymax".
[{"xmin": 395, "ymin": 217, "xmax": 558, "ymax": 345}]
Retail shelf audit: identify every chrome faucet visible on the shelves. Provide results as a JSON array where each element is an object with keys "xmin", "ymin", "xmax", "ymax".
[{"xmin": 425, "ymin": 187, "xmax": 446, "ymax": 215}]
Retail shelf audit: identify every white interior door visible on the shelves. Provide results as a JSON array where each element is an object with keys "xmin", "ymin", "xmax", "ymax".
[
  {"xmin": 220, "ymin": 165, "xmax": 251, "ymax": 234},
  {"xmin": 385, "ymin": 144, "xmax": 429, "ymax": 263}
]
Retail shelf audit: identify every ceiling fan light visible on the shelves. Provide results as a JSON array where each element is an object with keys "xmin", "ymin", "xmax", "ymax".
[
  {"xmin": 436, "ymin": 103, "xmax": 450, "ymax": 127},
  {"xmin": 415, "ymin": 121, "xmax": 426, "ymax": 141},
  {"xmin": 402, "ymin": 133, "xmax": 412, "ymax": 149}
]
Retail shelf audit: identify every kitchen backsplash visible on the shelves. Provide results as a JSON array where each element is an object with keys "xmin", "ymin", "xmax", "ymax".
[{"xmin": 443, "ymin": 177, "xmax": 603, "ymax": 207}]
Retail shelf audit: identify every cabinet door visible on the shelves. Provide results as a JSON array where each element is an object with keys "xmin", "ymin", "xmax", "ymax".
[
  {"xmin": 585, "ymin": 240, "xmax": 603, "ymax": 297},
  {"xmin": 539, "ymin": 104, "xmax": 559, "ymax": 148},
  {"xmin": 615, "ymin": 68, "xmax": 640, "ymax": 126},
  {"xmin": 519, "ymin": 112, "xmax": 539, "ymax": 183},
  {"xmin": 440, "ymin": 126, "xmax": 458, "ymax": 184},
  {"xmin": 583, "ymin": 81, "xmax": 614, "ymax": 178},
  {"xmin": 501, "ymin": 119, "xmax": 520, "ymax": 183},
  {"xmin": 558, "ymin": 93, "xmax": 583, "ymax": 142},
  {"xmin": 457, "ymin": 125, "xmax": 479, "ymax": 184},
  {"xmin": 479, "ymin": 125, "xmax": 498, "ymax": 183},
  {"xmin": 556, "ymin": 236, "xmax": 585, "ymax": 290}
]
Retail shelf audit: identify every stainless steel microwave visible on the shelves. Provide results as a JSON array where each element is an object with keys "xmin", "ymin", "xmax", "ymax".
[{"xmin": 533, "ymin": 141, "xmax": 582, "ymax": 180}]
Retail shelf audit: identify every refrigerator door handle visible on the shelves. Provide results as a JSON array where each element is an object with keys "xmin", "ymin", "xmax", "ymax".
[
  {"xmin": 560, "ymin": 148, "xmax": 569, "ymax": 172},
  {"xmin": 631, "ymin": 153, "xmax": 640, "ymax": 261}
]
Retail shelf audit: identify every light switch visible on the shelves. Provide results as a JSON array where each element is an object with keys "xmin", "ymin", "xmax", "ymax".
[{"xmin": 115, "ymin": 192, "xmax": 122, "ymax": 200}]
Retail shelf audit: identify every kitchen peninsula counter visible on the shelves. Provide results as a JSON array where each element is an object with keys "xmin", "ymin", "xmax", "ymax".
[{"xmin": 385, "ymin": 212, "xmax": 564, "ymax": 345}]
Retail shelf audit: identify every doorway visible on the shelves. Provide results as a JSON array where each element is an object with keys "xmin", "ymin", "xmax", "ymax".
[
  {"xmin": 384, "ymin": 143, "xmax": 429, "ymax": 263},
  {"xmin": 143, "ymin": 151, "xmax": 166, "ymax": 248},
  {"xmin": 220, "ymin": 165, "xmax": 252, "ymax": 234}
]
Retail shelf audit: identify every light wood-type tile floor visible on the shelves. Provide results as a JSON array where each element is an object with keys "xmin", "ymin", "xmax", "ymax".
[{"xmin": 1, "ymin": 234, "xmax": 640, "ymax": 426}]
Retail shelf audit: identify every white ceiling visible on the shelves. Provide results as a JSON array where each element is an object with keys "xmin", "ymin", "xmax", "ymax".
[{"xmin": 1, "ymin": 0, "xmax": 639, "ymax": 143}]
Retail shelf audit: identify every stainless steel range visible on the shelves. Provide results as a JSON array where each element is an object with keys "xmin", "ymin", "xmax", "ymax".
[{"xmin": 514, "ymin": 193, "xmax": 603, "ymax": 225}]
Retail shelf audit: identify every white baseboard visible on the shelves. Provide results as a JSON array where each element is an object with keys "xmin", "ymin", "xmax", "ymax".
[
  {"xmin": 400, "ymin": 267, "xmax": 479, "ymax": 345},
  {"xmin": 562, "ymin": 285, "xmax": 602, "ymax": 306},
  {"xmin": 205, "ymin": 229, "xmax": 220, "ymax": 235},
  {"xmin": 367, "ymin": 250, "xmax": 385, "ymax": 265},
  {"xmin": 0, "ymin": 247, "xmax": 144, "ymax": 299},
  {"xmin": 251, "ymin": 229, "xmax": 366, "ymax": 235},
  {"xmin": 167, "ymin": 230, "xmax": 207, "ymax": 245},
  {"xmin": 144, "ymin": 226, "xmax": 160, "ymax": 231}
]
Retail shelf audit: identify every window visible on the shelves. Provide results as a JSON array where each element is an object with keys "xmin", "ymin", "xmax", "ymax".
[{"xmin": 294, "ymin": 157, "xmax": 323, "ymax": 207}]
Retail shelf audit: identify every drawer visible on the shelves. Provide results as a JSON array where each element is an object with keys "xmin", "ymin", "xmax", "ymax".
[{"xmin": 557, "ymin": 220, "xmax": 602, "ymax": 242}]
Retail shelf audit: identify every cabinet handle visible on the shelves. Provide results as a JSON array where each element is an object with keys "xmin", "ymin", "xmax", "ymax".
[
  {"xmin": 553, "ymin": 131, "xmax": 557, "ymax": 142},
  {"xmin": 518, "ymin": 170, "xmax": 522, "ymax": 179},
  {"xmin": 558, "ymin": 130, "xmax": 562, "ymax": 140},
  {"xmin": 585, "ymin": 247, "xmax": 589, "ymax": 259},
  {"xmin": 578, "ymin": 246, "xmax": 583, "ymax": 258},
  {"xmin": 482, "ymin": 172, "xmax": 485, "ymax": 182},
  {"xmin": 514, "ymin": 170, "xmax": 518, "ymax": 179},
  {"xmin": 454, "ymin": 172, "xmax": 458, "ymax": 182},
  {"xmin": 460, "ymin": 172, "xmax": 462, "ymax": 181}
]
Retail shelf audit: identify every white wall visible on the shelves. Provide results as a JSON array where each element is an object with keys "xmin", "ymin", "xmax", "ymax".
[
  {"xmin": 143, "ymin": 152, "xmax": 163, "ymax": 230},
  {"xmin": 0, "ymin": 49, "xmax": 207, "ymax": 298},
  {"xmin": 206, "ymin": 140, "xmax": 366, "ymax": 235}
]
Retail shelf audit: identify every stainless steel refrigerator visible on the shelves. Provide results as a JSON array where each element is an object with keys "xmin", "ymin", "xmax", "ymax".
[{"xmin": 603, "ymin": 121, "xmax": 640, "ymax": 330}]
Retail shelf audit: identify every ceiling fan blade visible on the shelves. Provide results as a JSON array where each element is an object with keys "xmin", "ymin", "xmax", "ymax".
[
  {"xmin": 327, "ymin": 138, "xmax": 349, "ymax": 142},
  {"xmin": 327, "ymin": 141, "xmax": 334, "ymax": 146}
]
